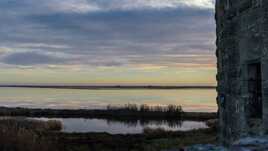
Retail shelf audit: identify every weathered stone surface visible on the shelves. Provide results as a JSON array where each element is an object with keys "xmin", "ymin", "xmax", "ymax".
[
  {"xmin": 186, "ymin": 144, "xmax": 227, "ymax": 151},
  {"xmin": 216, "ymin": 0, "xmax": 268, "ymax": 144},
  {"xmin": 230, "ymin": 137, "xmax": 268, "ymax": 151},
  {"xmin": 184, "ymin": 137, "xmax": 268, "ymax": 151}
]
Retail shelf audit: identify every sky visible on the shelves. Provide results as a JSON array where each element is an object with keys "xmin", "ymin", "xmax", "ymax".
[{"xmin": 0, "ymin": 0, "xmax": 216, "ymax": 86}]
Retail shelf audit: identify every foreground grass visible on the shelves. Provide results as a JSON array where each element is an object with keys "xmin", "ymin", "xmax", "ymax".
[
  {"xmin": 0, "ymin": 118, "xmax": 62, "ymax": 151},
  {"xmin": 0, "ymin": 117, "xmax": 62, "ymax": 131}
]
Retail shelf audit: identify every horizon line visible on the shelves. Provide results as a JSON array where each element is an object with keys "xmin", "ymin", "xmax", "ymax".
[{"xmin": 0, "ymin": 84, "xmax": 216, "ymax": 90}]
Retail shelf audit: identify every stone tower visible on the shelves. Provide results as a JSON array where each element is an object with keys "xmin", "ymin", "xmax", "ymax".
[{"xmin": 216, "ymin": 0, "xmax": 268, "ymax": 145}]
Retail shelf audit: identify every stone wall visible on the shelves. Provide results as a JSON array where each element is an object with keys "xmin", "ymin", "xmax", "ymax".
[{"xmin": 216, "ymin": 0, "xmax": 268, "ymax": 145}]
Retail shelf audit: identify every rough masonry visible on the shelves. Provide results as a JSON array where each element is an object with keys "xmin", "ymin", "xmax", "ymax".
[{"xmin": 216, "ymin": 0, "xmax": 268, "ymax": 145}]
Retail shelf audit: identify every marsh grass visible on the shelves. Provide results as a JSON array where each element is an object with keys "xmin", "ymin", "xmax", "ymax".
[
  {"xmin": 106, "ymin": 104, "xmax": 183, "ymax": 118},
  {"xmin": 0, "ymin": 117, "xmax": 62, "ymax": 131},
  {"xmin": 0, "ymin": 118, "xmax": 62, "ymax": 151},
  {"xmin": 0, "ymin": 105, "xmax": 216, "ymax": 121}
]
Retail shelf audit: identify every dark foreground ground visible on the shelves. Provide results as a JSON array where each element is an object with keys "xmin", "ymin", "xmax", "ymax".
[
  {"xmin": 0, "ymin": 118, "xmax": 217, "ymax": 151},
  {"xmin": 57, "ymin": 128, "xmax": 217, "ymax": 151}
]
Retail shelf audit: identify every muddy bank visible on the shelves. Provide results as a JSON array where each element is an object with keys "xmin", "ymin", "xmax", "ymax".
[{"xmin": 55, "ymin": 128, "xmax": 217, "ymax": 151}]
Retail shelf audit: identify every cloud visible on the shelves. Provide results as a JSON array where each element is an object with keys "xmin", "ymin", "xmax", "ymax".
[
  {"xmin": 17, "ymin": 43, "xmax": 70, "ymax": 49},
  {"xmin": 2, "ymin": 52, "xmax": 66, "ymax": 65},
  {"xmin": 0, "ymin": 0, "xmax": 214, "ymax": 15},
  {"xmin": 45, "ymin": 0, "xmax": 101, "ymax": 13},
  {"xmin": 37, "ymin": 0, "xmax": 215, "ymax": 14},
  {"xmin": 0, "ymin": 0, "xmax": 216, "ymax": 69}
]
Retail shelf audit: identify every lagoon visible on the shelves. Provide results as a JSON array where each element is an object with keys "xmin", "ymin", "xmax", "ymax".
[
  {"xmin": 30, "ymin": 117, "xmax": 209, "ymax": 134},
  {"xmin": 0, "ymin": 87, "xmax": 217, "ymax": 112}
]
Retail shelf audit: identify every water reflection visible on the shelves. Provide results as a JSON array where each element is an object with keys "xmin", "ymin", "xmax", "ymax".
[
  {"xmin": 106, "ymin": 118, "xmax": 183, "ymax": 128},
  {"xmin": 34, "ymin": 117, "xmax": 208, "ymax": 134}
]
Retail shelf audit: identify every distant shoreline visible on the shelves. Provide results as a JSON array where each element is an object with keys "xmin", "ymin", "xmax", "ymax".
[
  {"xmin": 0, "ymin": 85, "xmax": 216, "ymax": 90},
  {"xmin": 0, "ymin": 106, "xmax": 217, "ymax": 121}
]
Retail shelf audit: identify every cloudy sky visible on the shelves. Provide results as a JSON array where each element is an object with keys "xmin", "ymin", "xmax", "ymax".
[{"xmin": 0, "ymin": 0, "xmax": 216, "ymax": 85}]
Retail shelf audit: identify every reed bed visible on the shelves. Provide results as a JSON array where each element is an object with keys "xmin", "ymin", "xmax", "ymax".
[
  {"xmin": 0, "ymin": 117, "xmax": 62, "ymax": 131},
  {"xmin": 106, "ymin": 104, "xmax": 183, "ymax": 118},
  {"xmin": 0, "ymin": 105, "xmax": 217, "ymax": 121},
  {"xmin": 0, "ymin": 118, "xmax": 62, "ymax": 151}
]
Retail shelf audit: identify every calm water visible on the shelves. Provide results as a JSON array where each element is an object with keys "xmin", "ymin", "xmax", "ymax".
[
  {"xmin": 30, "ymin": 117, "xmax": 209, "ymax": 134},
  {"xmin": 0, "ymin": 87, "xmax": 217, "ymax": 112}
]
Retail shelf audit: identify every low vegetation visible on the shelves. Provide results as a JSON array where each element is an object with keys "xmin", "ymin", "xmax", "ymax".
[
  {"xmin": 0, "ymin": 117, "xmax": 62, "ymax": 131},
  {"xmin": 0, "ymin": 105, "xmax": 216, "ymax": 120},
  {"xmin": 0, "ymin": 118, "xmax": 61, "ymax": 151},
  {"xmin": 106, "ymin": 104, "xmax": 183, "ymax": 118}
]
